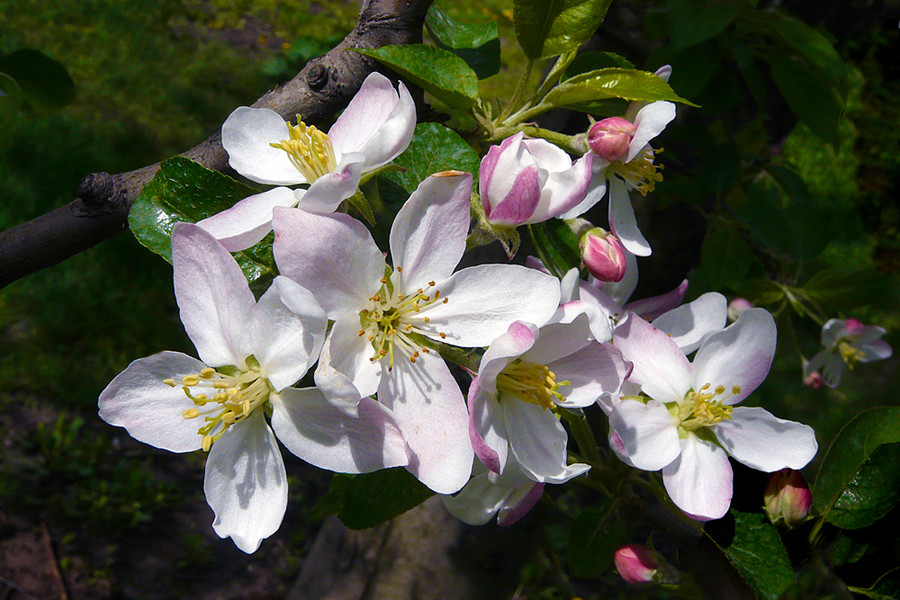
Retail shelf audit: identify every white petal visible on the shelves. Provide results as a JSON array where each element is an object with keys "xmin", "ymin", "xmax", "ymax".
[
  {"xmin": 551, "ymin": 342, "xmax": 629, "ymax": 408},
  {"xmin": 713, "ymin": 407, "xmax": 818, "ymax": 471},
  {"xmin": 313, "ymin": 314, "xmax": 383, "ymax": 413},
  {"xmin": 424, "ymin": 265, "xmax": 560, "ymax": 347},
  {"xmin": 196, "ymin": 187, "xmax": 299, "ymax": 252},
  {"xmin": 271, "ymin": 388, "xmax": 408, "ymax": 473},
  {"xmin": 558, "ymin": 169, "xmax": 608, "ymax": 220},
  {"xmin": 627, "ymin": 102, "xmax": 676, "ymax": 163},
  {"xmin": 609, "ymin": 399, "xmax": 681, "ymax": 471},
  {"xmin": 222, "ymin": 107, "xmax": 306, "ymax": 185},
  {"xmin": 298, "ymin": 156, "xmax": 365, "ymax": 213},
  {"xmin": 692, "ymin": 308, "xmax": 776, "ymax": 405},
  {"xmin": 503, "ymin": 400, "xmax": 572, "ymax": 483},
  {"xmin": 98, "ymin": 351, "xmax": 206, "ymax": 453},
  {"xmin": 608, "ymin": 176, "xmax": 651, "ymax": 256},
  {"xmin": 204, "ymin": 412, "xmax": 287, "ymax": 553},
  {"xmin": 467, "ymin": 377, "xmax": 509, "ymax": 474},
  {"xmin": 859, "ymin": 339, "xmax": 892, "ymax": 362},
  {"xmin": 477, "ymin": 321, "xmax": 538, "ymax": 393},
  {"xmin": 652, "ymin": 292, "xmax": 727, "ymax": 355},
  {"xmin": 390, "ymin": 172, "xmax": 472, "ymax": 291},
  {"xmin": 820, "ymin": 318, "xmax": 845, "ymax": 346},
  {"xmin": 441, "ymin": 471, "xmax": 510, "ymax": 526},
  {"xmin": 522, "ymin": 312, "xmax": 593, "ymax": 366},
  {"xmin": 172, "ymin": 223, "xmax": 255, "ymax": 367},
  {"xmin": 272, "ymin": 207, "xmax": 384, "ymax": 319},
  {"xmin": 624, "ymin": 278, "xmax": 688, "ymax": 321},
  {"xmin": 525, "ymin": 151, "xmax": 594, "ymax": 223},
  {"xmin": 662, "ymin": 435, "xmax": 732, "ymax": 521},
  {"xmin": 241, "ymin": 276, "xmax": 326, "ymax": 390},
  {"xmin": 377, "ymin": 351, "xmax": 473, "ymax": 494},
  {"xmin": 602, "ymin": 249, "xmax": 639, "ymax": 306},
  {"xmin": 612, "ymin": 312, "xmax": 691, "ymax": 403}
]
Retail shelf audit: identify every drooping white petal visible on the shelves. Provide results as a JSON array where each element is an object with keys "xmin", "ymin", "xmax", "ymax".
[
  {"xmin": 627, "ymin": 101, "xmax": 676, "ymax": 163},
  {"xmin": 204, "ymin": 412, "xmax": 287, "ymax": 554},
  {"xmin": 423, "ymin": 265, "xmax": 560, "ymax": 347},
  {"xmin": 503, "ymin": 400, "xmax": 571, "ymax": 483},
  {"xmin": 196, "ymin": 187, "xmax": 299, "ymax": 252},
  {"xmin": 860, "ymin": 339, "xmax": 892, "ymax": 362},
  {"xmin": 313, "ymin": 313, "xmax": 383, "ymax": 412},
  {"xmin": 522, "ymin": 312, "xmax": 593, "ymax": 366},
  {"xmin": 378, "ymin": 351, "xmax": 473, "ymax": 494},
  {"xmin": 652, "ymin": 292, "xmax": 727, "ymax": 355},
  {"xmin": 298, "ymin": 155, "xmax": 366, "ymax": 214},
  {"xmin": 713, "ymin": 407, "xmax": 817, "ymax": 471},
  {"xmin": 820, "ymin": 318, "xmax": 845, "ymax": 346},
  {"xmin": 692, "ymin": 308, "xmax": 776, "ymax": 405},
  {"xmin": 271, "ymin": 389, "xmax": 409, "ymax": 473},
  {"xmin": 558, "ymin": 166, "xmax": 608, "ymax": 220},
  {"xmin": 525, "ymin": 151, "xmax": 594, "ymax": 223},
  {"xmin": 241, "ymin": 276, "xmax": 326, "ymax": 391},
  {"xmin": 498, "ymin": 482, "xmax": 545, "ymax": 526},
  {"xmin": 272, "ymin": 207, "xmax": 384, "ymax": 319},
  {"xmin": 602, "ymin": 249, "xmax": 639, "ymax": 306},
  {"xmin": 467, "ymin": 377, "xmax": 509, "ymax": 474},
  {"xmin": 608, "ymin": 176, "xmax": 651, "ymax": 257},
  {"xmin": 609, "ymin": 399, "xmax": 681, "ymax": 471},
  {"xmin": 662, "ymin": 434, "xmax": 732, "ymax": 521},
  {"xmin": 551, "ymin": 342, "xmax": 629, "ymax": 408},
  {"xmin": 98, "ymin": 351, "xmax": 207, "ymax": 453},
  {"xmin": 172, "ymin": 223, "xmax": 255, "ymax": 368},
  {"xmin": 390, "ymin": 172, "xmax": 472, "ymax": 291},
  {"xmin": 222, "ymin": 106, "xmax": 306, "ymax": 185},
  {"xmin": 441, "ymin": 470, "xmax": 511, "ymax": 526},
  {"xmin": 612, "ymin": 313, "xmax": 691, "ymax": 403}
]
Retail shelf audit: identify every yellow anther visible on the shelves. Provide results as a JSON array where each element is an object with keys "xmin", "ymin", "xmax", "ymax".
[
  {"xmin": 182, "ymin": 408, "xmax": 200, "ymax": 419},
  {"xmin": 732, "ymin": 385, "xmax": 741, "ymax": 395},
  {"xmin": 182, "ymin": 375, "xmax": 200, "ymax": 386},
  {"xmin": 715, "ymin": 385, "xmax": 725, "ymax": 395},
  {"xmin": 428, "ymin": 281, "xmax": 436, "ymax": 286},
  {"xmin": 202, "ymin": 435, "xmax": 213, "ymax": 452},
  {"xmin": 163, "ymin": 378, "xmax": 178, "ymax": 387},
  {"xmin": 199, "ymin": 368, "xmax": 216, "ymax": 378}
]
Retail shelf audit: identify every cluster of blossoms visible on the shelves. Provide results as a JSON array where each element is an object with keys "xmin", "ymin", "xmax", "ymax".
[{"xmin": 99, "ymin": 71, "xmax": 819, "ymax": 552}]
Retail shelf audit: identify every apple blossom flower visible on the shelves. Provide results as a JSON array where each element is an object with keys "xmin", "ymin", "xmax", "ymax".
[
  {"xmin": 272, "ymin": 171, "xmax": 562, "ymax": 494},
  {"xmin": 609, "ymin": 308, "xmax": 818, "ymax": 520},
  {"xmin": 197, "ymin": 72, "xmax": 415, "ymax": 251},
  {"xmin": 478, "ymin": 132, "xmax": 593, "ymax": 227},
  {"xmin": 615, "ymin": 544, "xmax": 660, "ymax": 584},
  {"xmin": 441, "ymin": 461, "xmax": 553, "ymax": 527},
  {"xmin": 467, "ymin": 309, "xmax": 629, "ymax": 482},
  {"xmin": 98, "ymin": 223, "xmax": 408, "ymax": 553},
  {"xmin": 764, "ymin": 468, "xmax": 812, "ymax": 528},
  {"xmin": 804, "ymin": 318, "xmax": 893, "ymax": 387}
]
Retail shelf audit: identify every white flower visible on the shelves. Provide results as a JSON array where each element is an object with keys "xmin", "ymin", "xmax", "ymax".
[
  {"xmin": 98, "ymin": 223, "xmax": 408, "ymax": 553},
  {"xmin": 197, "ymin": 72, "xmax": 415, "ymax": 251},
  {"xmin": 804, "ymin": 318, "xmax": 893, "ymax": 387},
  {"xmin": 272, "ymin": 172, "xmax": 562, "ymax": 494},
  {"xmin": 608, "ymin": 308, "xmax": 817, "ymax": 520}
]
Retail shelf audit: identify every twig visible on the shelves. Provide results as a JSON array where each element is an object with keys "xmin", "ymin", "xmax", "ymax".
[{"xmin": 39, "ymin": 520, "xmax": 68, "ymax": 600}]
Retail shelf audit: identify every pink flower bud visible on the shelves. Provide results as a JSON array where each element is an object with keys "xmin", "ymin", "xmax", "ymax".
[
  {"xmin": 614, "ymin": 544, "xmax": 659, "ymax": 584},
  {"xmin": 803, "ymin": 371, "xmax": 824, "ymax": 389},
  {"xmin": 580, "ymin": 227, "xmax": 627, "ymax": 282},
  {"xmin": 727, "ymin": 298, "xmax": 753, "ymax": 322},
  {"xmin": 764, "ymin": 469, "xmax": 812, "ymax": 528},
  {"xmin": 844, "ymin": 318, "xmax": 863, "ymax": 334},
  {"xmin": 587, "ymin": 117, "xmax": 637, "ymax": 162}
]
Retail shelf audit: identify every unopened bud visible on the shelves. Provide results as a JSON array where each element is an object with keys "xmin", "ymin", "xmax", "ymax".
[
  {"xmin": 587, "ymin": 117, "xmax": 637, "ymax": 162},
  {"xmin": 803, "ymin": 370, "xmax": 824, "ymax": 390},
  {"xmin": 844, "ymin": 318, "xmax": 863, "ymax": 333},
  {"xmin": 580, "ymin": 227, "xmax": 627, "ymax": 282},
  {"xmin": 727, "ymin": 298, "xmax": 753, "ymax": 322},
  {"xmin": 614, "ymin": 544, "xmax": 659, "ymax": 584},
  {"xmin": 764, "ymin": 468, "xmax": 812, "ymax": 528}
]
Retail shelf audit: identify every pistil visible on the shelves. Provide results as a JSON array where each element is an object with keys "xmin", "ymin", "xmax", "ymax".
[{"xmin": 671, "ymin": 383, "xmax": 734, "ymax": 433}]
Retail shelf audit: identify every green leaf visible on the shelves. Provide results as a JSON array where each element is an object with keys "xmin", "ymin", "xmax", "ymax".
[
  {"xmin": 567, "ymin": 499, "xmax": 621, "ymax": 578},
  {"xmin": 737, "ymin": 180, "xmax": 830, "ymax": 260},
  {"xmin": 764, "ymin": 54, "xmax": 842, "ymax": 148},
  {"xmin": 861, "ymin": 568, "xmax": 900, "ymax": 600},
  {"xmin": 529, "ymin": 219, "xmax": 582, "ymax": 278},
  {"xmin": 337, "ymin": 468, "xmax": 434, "ymax": 530},
  {"xmin": 705, "ymin": 511, "xmax": 795, "ymax": 600},
  {"xmin": 426, "ymin": 4, "xmax": 500, "ymax": 79},
  {"xmin": 383, "ymin": 122, "xmax": 480, "ymax": 198},
  {"xmin": 564, "ymin": 51, "xmax": 635, "ymax": 77},
  {"xmin": 356, "ymin": 45, "xmax": 478, "ymax": 108},
  {"xmin": 0, "ymin": 49, "xmax": 75, "ymax": 109},
  {"xmin": 700, "ymin": 227, "xmax": 754, "ymax": 289},
  {"xmin": 802, "ymin": 267, "xmax": 896, "ymax": 313},
  {"xmin": 545, "ymin": 68, "xmax": 699, "ymax": 108},
  {"xmin": 814, "ymin": 407, "xmax": 900, "ymax": 530},
  {"xmin": 128, "ymin": 157, "xmax": 277, "ymax": 291},
  {"xmin": 666, "ymin": 0, "xmax": 739, "ymax": 49},
  {"xmin": 740, "ymin": 278, "xmax": 785, "ymax": 307},
  {"xmin": 514, "ymin": 0, "xmax": 613, "ymax": 59}
]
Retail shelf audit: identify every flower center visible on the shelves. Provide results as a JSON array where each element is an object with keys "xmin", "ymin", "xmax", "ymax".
[
  {"xmin": 670, "ymin": 383, "xmax": 736, "ymax": 434},
  {"xmin": 496, "ymin": 359, "xmax": 570, "ymax": 411},
  {"xmin": 269, "ymin": 115, "xmax": 337, "ymax": 182},
  {"xmin": 837, "ymin": 340, "xmax": 866, "ymax": 368},
  {"xmin": 607, "ymin": 147, "xmax": 664, "ymax": 196},
  {"xmin": 358, "ymin": 266, "xmax": 449, "ymax": 371},
  {"xmin": 165, "ymin": 359, "xmax": 273, "ymax": 451}
]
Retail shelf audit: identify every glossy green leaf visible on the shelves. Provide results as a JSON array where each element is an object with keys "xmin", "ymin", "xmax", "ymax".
[
  {"xmin": 357, "ymin": 45, "xmax": 478, "ymax": 108},
  {"xmin": 666, "ymin": 0, "xmax": 739, "ymax": 49},
  {"xmin": 0, "ymin": 49, "xmax": 75, "ymax": 109},
  {"xmin": 545, "ymin": 68, "xmax": 698, "ymax": 108},
  {"xmin": 426, "ymin": 4, "xmax": 500, "ymax": 79},
  {"xmin": 383, "ymin": 122, "xmax": 480, "ymax": 197},
  {"xmin": 802, "ymin": 266, "xmax": 896, "ymax": 312},
  {"xmin": 564, "ymin": 51, "xmax": 634, "ymax": 77},
  {"xmin": 128, "ymin": 157, "xmax": 276, "ymax": 291},
  {"xmin": 514, "ymin": 0, "xmax": 613, "ymax": 59},
  {"xmin": 705, "ymin": 511, "xmax": 795, "ymax": 600},
  {"xmin": 814, "ymin": 407, "xmax": 900, "ymax": 530},
  {"xmin": 567, "ymin": 499, "xmax": 621, "ymax": 578},
  {"xmin": 764, "ymin": 53, "xmax": 841, "ymax": 148},
  {"xmin": 337, "ymin": 468, "xmax": 434, "ymax": 530},
  {"xmin": 700, "ymin": 227, "xmax": 754, "ymax": 289},
  {"xmin": 740, "ymin": 278, "xmax": 785, "ymax": 306},
  {"xmin": 529, "ymin": 219, "xmax": 582, "ymax": 279}
]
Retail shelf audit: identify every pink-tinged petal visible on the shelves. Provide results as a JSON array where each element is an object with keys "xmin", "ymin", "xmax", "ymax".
[
  {"xmin": 390, "ymin": 172, "xmax": 472, "ymax": 291},
  {"xmin": 313, "ymin": 314, "xmax": 383, "ymax": 413},
  {"xmin": 713, "ymin": 407, "xmax": 817, "ymax": 471},
  {"xmin": 378, "ymin": 352, "xmax": 473, "ymax": 494},
  {"xmin": 652, "ymin": 292, "xmax": 727, "ymax": 355},
  {"xmin": 624, "ymin": 279, "xmax": 688, "ymax": 321},
  {"xmin": 204, "ymin": 412, "xmax": 287, "ymax": 553},
  {"xmin": 98, "ymin": 351, "xmax": 207, "ymax": 453},
  {"xmin": 441, "ymin": 471, "xmax": 511, "ymax": 526},
  {"xmin": 558, "ymin": 170, "xmax": 608, "ymax": 220},
  {"xmin": 487, "ymin": 165, "xmax": 541, "ymax": 225},
  {"xmin": 467, "ymin": 376, "xmax": 509, "ymax": 474},
  {"xmin": 608, "ymin": 429, "xmax": 635, "ymax": 466},
  {"xmin": 498, "ymin": 482, "xmax": 545, "ymax": 526},
  {"xmin": 222, "ymin": 107, "xmax": 305, "ymax": 185},
  {"xmin": 522, "ymin": 312, "xmax": 593, "ymax": 366},
  {"xmin": 327, "ymin": 73, "xmax": 415, "ymax": 169},
  {"xmin": 525, "ymin": 152, "xmax": 594, "ymax": 223},
  {"xmin": 271, "ymin": 388, "xmax": 409, "ymax": 473},
  {"xmin": 478, "ymin": 321, "xmax": 538, "ymax": 393},
  {"xmin": 627, "ymin": 102, "xmax": 676, "ymax": 163},
  {"xmin": 860, "ymin": 339, "xmax": 892, "ymax": 362},
  {"xmin": 196, "ymin": 187, "xmax": 299, "ymax": 252},
  {"xmin": 504, "ymin": 400, "xmax": 572, "ymax": 482},
  {"xmin": 272, "ymin": 207, "xmax": 384, "ymax": 318},
  {"xmin": 551, "ymin": 342, "xmax": 629, "ymax": 408},
  {"xmin": 662, "ymin": 435, "xmax": 732, "ymax": 521},
  {"xmin": 241, "ymin": 276, "xmax": 326, "ymax": 391},
  {"xmin": 692, "ymin": 308, "xmax": 776, "ymax": 405},
  {"xmin": 608, "ymin": 176, "xmax": 651, "ymax": 256},
  {"xmin": 298, "ymin": 156, "xmax": 365, "ymax": 213},
  {"xmin": 172, "ymin": 223, "xmax": 255, "ymax": 367},
  {"xmin": 612, "ymin": 313, "xmax": 691, "ymax": 403},
  {"xmin": 820, "ymin": 318, "xmax": 845, "ymax": 346},
  {"xmin": 479, "ymin": 133, "xmax": 523, "ymax": 202},
  {"xmin": 521, "ymin": 136, "xmax": 573, "ymax": 169},
  {"xmin": 424, "ymin": 265, "xmax": 561, "ymax": 347},
  {"xmin": 849, "ymin": 324, "xmax": 888, "ymax": 346},
  {"xmin": 609, "ymin": 399, "xmax": 680, "ymax": 471}
]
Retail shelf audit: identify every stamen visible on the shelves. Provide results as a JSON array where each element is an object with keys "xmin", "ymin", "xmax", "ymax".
[
  {"xmin": 496, "ymin": 360, "xmax": 568, "ymax": 411},
  {"xmin": 269, "ymin": 116, "xmax": 337, "ymax": 182}
]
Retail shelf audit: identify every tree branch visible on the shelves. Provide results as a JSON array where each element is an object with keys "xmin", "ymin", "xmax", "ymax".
[{"xmin": 0, "ymin": 0, "xmax": 433, "ymax": 288}]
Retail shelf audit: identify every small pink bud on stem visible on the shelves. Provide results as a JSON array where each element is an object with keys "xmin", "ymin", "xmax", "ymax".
[
  {"xmin": 614, "ymin": 544, "xmax": 660, "ymax": 584},
  {"xmin": 587, "ymin": 117, "xmax": 637, "ymax": 162},
  {"xmin": 764, "ymin": 468, "xmax": 812, "ymax": 528},
  {"xmin": 579, "ymin": 226, "xmax": 627, "ymax": 282},
  {"xmin": 727, "ymin": 298, "xmax": 753, "ymax": 322}
]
